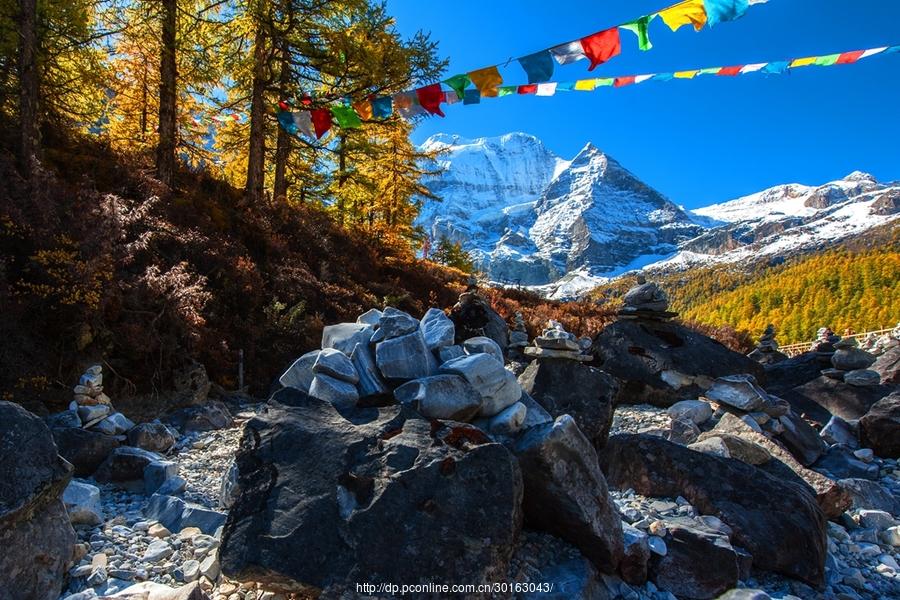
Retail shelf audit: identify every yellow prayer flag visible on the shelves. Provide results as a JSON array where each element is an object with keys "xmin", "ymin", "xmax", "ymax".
[
  {"xmin": 674, "ymin": 70, "xmax": 699, "ymax": 79},
  {"xmin": 791, "ymin": 56, "xmax": 817, "ymax": 67},
  {"xmin": 658, "ymin": 0, "xmax": 708, "ymax": 32},
  {"xmin": 353, "ymin": 101, "xmax": 373, "ymax": 121},
  {"xmin": 468, "ymin": 66, "xmax": 503, "ymax": 97},
  {"xmin": 574, "ymin": 79, "xmax": 597, "ymax": 91}
]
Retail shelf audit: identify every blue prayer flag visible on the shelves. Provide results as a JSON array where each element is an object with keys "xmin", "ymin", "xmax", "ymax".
[
  {"xmin": 464, "ymin": 89, "xmax": 481, "ymax": 105},
  {"xmin": 372, "ymin": 97, "xmax": 393, "ymax": 118},
  {"xmin": 518, "ymin": 51, "xmax": 555, "ymax": 84},
  {"xmin": 703, "ymin": 0, "xmax": 749, "ymax": 27}
]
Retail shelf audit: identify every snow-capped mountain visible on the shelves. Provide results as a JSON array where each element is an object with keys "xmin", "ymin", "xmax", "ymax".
[
  {"xmin": 417, "ymin": 133, "xmax": 900, "ymax": 299},
  {"xmin": 418, "ymin": 133, "xmax": 702, "ymax": 286}
]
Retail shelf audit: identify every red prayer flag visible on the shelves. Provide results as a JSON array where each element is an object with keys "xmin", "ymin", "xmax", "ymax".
[
  {"xmin": 717, "ymin": 65, "xmax": 743, "ymax": 76},
  {"xmin": 580, "ymin": 28, "xmax": 621, "ymax": 71},
  {"xmin": 415, "ymin": 83, "xmax": 445, "ymax": 117},
  {"xmin": 311, "ymin": 108, "xmax": 332, "ymax": 138},
  {"xmin": 836, "ymin": 50, "xmax": 865, "ymax": 64},
  {"xmin": 613, "ymin": 76, "xmax": 636, "ymax": 87},
  {"xmin": 278, "ymin": 100, "xmax": 290, "ymax": 110},
  {"xmin": 518, "ymin": 84, "xmax": 538, "ymax": 95}
]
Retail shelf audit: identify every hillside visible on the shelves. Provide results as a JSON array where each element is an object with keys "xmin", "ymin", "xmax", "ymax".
[{"xmin": 589, "ymin": 222, "xmax": 900, "ymax": 344}]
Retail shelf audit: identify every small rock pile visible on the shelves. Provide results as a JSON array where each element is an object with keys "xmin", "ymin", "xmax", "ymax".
[
  {"xmin": 508, "ymin": 311, "xmax": 529, "ymax": 349},
  {"xmin": 618, "ymin": 275, "xmax": 677, "ymax": 320},
  {"xmin": 747, "ymin": 324, "xmax": 788, "ymax": 365},
  {"xmin": 827, "ymin": 338, "xmax": 880, "ymax": 387},
  {"xmin": 60, "ymin": 365, "xmax": 135, "ymax": 436},
  {"xmin": 524, "ymin": 319, "xmax": 592, "ymax": 362},
  {"xmin": 812, "ymin": 326, "xmax": 843, "ymax": 361}
]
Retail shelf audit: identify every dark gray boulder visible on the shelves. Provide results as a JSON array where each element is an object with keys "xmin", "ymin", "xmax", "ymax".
[
  {"xmin": 859, "ymin": 391, "xmax": 900, "ymax": 458},
  {"xmin": 592, "ymin": 319, "xmax": 764, "ymax": 408},
  {"xmin": 598, "ymin": 434, "xmax": 827, "ymax": 586},
  {"xmin": 518, "ymin": 358, "xmax": 617, "ymax": 448},
  {"xmin": 219, "ymin": 398, "xmax": 523, "ymax": 595},
  {"xmin": 0, "ymin": 401, "xmax": 76, "ymax": 600},
  {"xmin": 449, "ymin": 292, "xmax": 509, "ymax": 354},
  {"xmin": 813, "ymin": 445, "xmax": 879, "ymax": 480},
  {"xmin": 839, "ymin": 478, "xmax": 900, "ymax": 513},
  {"xmin": 145, "ymin": 493, "xmax": 226, "ymax": 536},
  {"xmin": 127, "ymin": 422, "xmax": 177, "ymax": 454},
  {"xmin": 781, "ymin": 376, "xmax": 893, "ymax": 426},
  {"xmin": 649, "ymin": 519, "xmax": 740, "ymax": 600},
  {"xmin": 52, "ymin": 426, "xmax": 120, "ymax": 477},
  {"xmin": 872, "ymin": 344, "xmax": 900, "ymax": 385},
  {"xmin": 774, "ymin": 410, "xmax": 826, "ymax": 467},
  {"xmin": 164, "ymin": 400, "xmax": 234, "ymax": 432},
  {"xmin": 507, "ymin": 531, "xmax": 608, "ymax": 600},
  {"xmin": 513, "ymin": 415, "xmax": 623, "ymax": 573},
  {"xmin": 764, "ymin": 352, "xmax": 825, "ymax": 397}
]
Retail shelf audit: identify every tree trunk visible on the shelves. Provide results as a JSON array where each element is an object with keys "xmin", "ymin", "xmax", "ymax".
[
  {"xmin": 156, "ymin": 0, "xmax": 177, "ymax": 188},
  {"xmin": 140, "ymin": 56, "xmax": 148, "ymax": 140},
  {"xmin": 18, "ymin": 0, "xmax": 39, "ymax": 177},
  {"xmin": 336, "ymin": 133, "xmax": 347, "ymax": 224},
  {"xmin": 272, "ymin": 48, "xmax": 291, "ymax": 203},
  {"xmin": 244, "ymin": 26, "xmax": 268, "ymax": 206}
]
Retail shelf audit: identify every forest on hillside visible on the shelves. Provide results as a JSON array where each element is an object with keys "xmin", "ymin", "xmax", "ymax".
[{"xmin": 591, "ymin": 223, "xmax": 900, "ymax": 345}]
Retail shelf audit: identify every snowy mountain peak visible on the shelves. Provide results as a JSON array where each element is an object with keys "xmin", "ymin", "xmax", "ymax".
[{"xmin": 844, "ymin": 170, "xmax": 877, "ymax": 183}]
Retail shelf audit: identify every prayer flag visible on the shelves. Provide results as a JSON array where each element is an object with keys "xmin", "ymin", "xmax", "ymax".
[
  {"xmin": 861, "ymin": 47, "xmax": 888, "ymax": 58},
  {"xmin": 635, "ymin": 74, "xmax": 655, "ymax": 84},
  {"xmin": 790, "ymin": 57, "xmax": 817, "ymax": 68},
  {"xmin": 703, "ymin": 0, "xmax": 749, "ymax": 27},
  {"xmin": 550, "ymin": 41, "xmax": 586, "ymax": 65},
  {"xmin": 353, "ymin": 100, "xmax": 373, "ymax": 121},
  {"xmin": 372, "ymin": 97, "xmax": 392, "ymax": 118},
  {"xmin": 652, "ymin": 73, "xmax": 674, "ymax": 81},
  {"xmin": 659, "ymin": 0, "xmax": 708, "ymax": 32},
  {"xmin": 444, "ymin": 74, "xmax": 471, "ymax": 98},
  {"xmin": 614, "ymin": 76, "xmax": 636, "ymax": 87},
  {"xmin": 698, "ymin": 67, "xmax": 721, "ymax": 75},
  {"xmin": 595, "ymin": 78, "xmax": 615, "ymax": 87},
  {"xmin": 518, "ymin": 51, "xmax": 555, "ymax": 84},
  {"xmin": 740, "ymin": 63, "xmax": 767, "ymax": 73},
  {"xmin": 674, "ymin": 70, "xmax": 700, "ymax": 79},
  {"xmin": 498, "ymin": 86, "xmax": 517, "ymax": 96},
  {"xmin": 293, "ymin": 111, "xmax": 315, "ymax": 137},
  {"xmin": 574, "ymin": 79, "xmax": 597, "ymax": 91},
  {"xmin": 580, "ymin": 28, "xmax": 621, "ymax": 70},
  {"xmin": 416, "ymin": 83, "xmax": 446, "ymax": 117},
  {"xmin": 330, "ymin": 104, "xmax": 361, "ymax": 129},
  {"xmin": 556, "ymin": 82, "xmax": 575, "ymax": 91},
  {"xmin": 311, "ymin": 108, "xmax": 332, "ymax": 138},
  {"xmin": 277, "ymin": 111, "xmax": 296, "ymax": 134},
  {"xmin": 621, "ymin": 16, "xmax": 653, "ymax": 51},
  {"xmin": 717, "ymin": 65, "xmax": 743, "ymax": 76},
  {"xmin": 518, "ymin": 84, "xmax": 538, "ymax": 95},
  {"xmin": 468, "ymin": 66, "xmax": 502, "ymax": 97},
  {"xmin": 761, "ymin": 61, "xmax": 789, "ymax": 75},
  {"xmin": 836, "ymin": 50, "xmax": 866, "ymax": 64},
  {"xmin": 536, "ymin": 82, "xmax": 557, "ymax": 96},
  {"xmin": 463, "ymin": 89, "xmax": 481, "ymax": 104},
  {"xmin": 815, "ymin": 54, "xmax": 841, "ymax": 66}
]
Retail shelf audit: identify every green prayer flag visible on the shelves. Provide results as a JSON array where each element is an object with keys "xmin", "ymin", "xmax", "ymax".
[
  {"xmin": 595, "ymin": 78, "xmax": 615, "ymax": 87},
  {"xmin": 497, "ymin": 86, "xmax": 516, "ymax": 97},
  {"xmin": 444, "ymin": 74, "xmax": 471, "ymax": 98},
  {"xmin": 698, "ymin": 67, "xmax": 721, "ymax": 75},
  {"xmin": 330, "ymin": 104, "xmax": 362, "ymax": 129},
  {"xmin": 621, "ymin": 15, "xmax": 653, "ymax": 51},
  {"xmin": 815, "ymin": 54, "xmax": 841, "ymax": 66}
]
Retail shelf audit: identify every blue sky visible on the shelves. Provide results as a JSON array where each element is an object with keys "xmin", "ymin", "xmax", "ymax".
[{"xmin": 387, "ymin": 0, "xmax": 900, "ymax": 208}]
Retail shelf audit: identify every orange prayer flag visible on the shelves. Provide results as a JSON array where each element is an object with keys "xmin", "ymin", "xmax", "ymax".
[{"xmin": 468, "ymin": 66, "xmax": 503, "ymax": 97}]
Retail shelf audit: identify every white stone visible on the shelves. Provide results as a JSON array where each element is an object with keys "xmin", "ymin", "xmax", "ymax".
[
  {"xmin": 63, "ymin": 480, "xmax": 102, "ymax": 526},
  {"xmin": 349, "ymin": 342, "xmax": 389, "ymax": 398},
  {"xmin": 881, "ymin": 526, "xmax": 900, "ymax": 546},
  {"xmin": 462, "ymin": 336, "xmax": 504, "ymax": 364},
  {"xmin": 439, "ymin": 353, "xmax": 521, "ymax": 417},
  {"xmin": 879, "ymin": 554, "xmax": 899, "ymax": 570},
  {"xmin": 312, "ymin": 348, "xmax": 359, "ymax": 384},
  {"xmin": 278, "ymin": 350, "xmax": 320, "ymax": 393},
  {"xmin": 648, "ymin": 535, "xmax": 667, "ymax": 556},
  {"xmin": 357, "ymin": 308, "xmax": 383, "ymax": 326},
  {"xmin": 704, "ymin": 374, "xmax": 771, "ymax": 412},
  {"xmin": 308, "ymin": 374, "xmax": 358, "ymax": 409},
  {"xmin": 394, "ymin": 375, "xmax": 482, "ymax": 421},
  {"xmin": 376, "ymin": 330, "xmax": 437, "ymax": 381},
  {"xmin": 141, "ymin": 539, "xmax": 173, "ymax": 563},
  {"xmin": 322, "ymin": 322, "xmax": 375, "ymax": 354},
  {"xmin": 857, "ymin": 509, "xmax": 896, "ymax": 530},
  {"xmin": 92, "ymin": 412, "xmax": 134, "ymax": 436},
  {"xmin": 487, "ymin": 402, "xmax": 527, "ymax": 436},
  {"xmin": 853, "ymin": 448, "xmax": 874, "ymax": 463},
  {"xmin": 420, "ymin": 308, "xmax": 455, "ymax": 350},
  {"xmin": 688, "ymin": 436, "xmax": 731, "ymax": 459},
  {"xmin": 666, "ymin": 400, "xmax": 712, "ymax": 425},
  {"xmin": 182, "ymin": 559, "xmax": 200, "ymax": 582},
  {"xmin": 199, "ymin": 553, "xmax": 220, "ymax": 580},
  {"xmin": 371, "ymin": 309, "xmax": 419, "ymax": 343}
]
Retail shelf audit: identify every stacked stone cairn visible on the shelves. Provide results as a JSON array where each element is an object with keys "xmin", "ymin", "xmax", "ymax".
[
  {"xmin": 826, "ymin": 337, "xmax": 881, "ymax": 387},
  {"xmin": 279, "ymin": 306, "xmax": 539, "ymax": 439},
  {"xmin": 747, "ymin": 324, "xmax": 788, "ymax": 365},
  {"xmin": 508, "ymin": 311, "xmax": 529, "ymax": 349},
  {"xmin": 68, "ymin": 364, "xmax": 135, "ymax": 436},
  {"xmin": 618, "ymin": 274, "xmax": 677, "ymax": 320},
  {"xmin": 523, "ymin": 319, "xmax": 592, "ymax": 362},
  {"xmin": 860, "ymin": 321, "xmax": 900, "ymax": 357},
  {"xmin": 811, "ymin": 326, "xmax": 842, "ymax": 362}
]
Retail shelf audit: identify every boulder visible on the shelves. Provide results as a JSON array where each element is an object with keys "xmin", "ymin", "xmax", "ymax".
[
  {"xmin": 513, "ymin": 416, "xmax": 623, "ymax": 573},
  {"xmin": 518, "ymin": 358, "xmax": 617, "ymax": 448},
  {"xmin": 763, "ymin": 352, "xmax": 825, "ymax": 397},
  {"xmin": 774, "ymin": 410, "xmax": 826, "ymax": 467},
  {"xmin": 485, "ymin": 401, "xmax": 528, "ymax": 436},
  {"xmin": 704, "ymin": 375, "xmax": 776, "ymax": 413},
  {"xmin": 844, "ymin": 369, "xmax": 881, "ymax": 387},
  {"xmin": 872, "ymin": 344, "xmax": 900, "ymax": 385},
  {"xmin": 669, "ymin": 417, "xmax": 701, "ymax": 445},
  {"xmin": 0, "ymin": 401, "xmax": 76, "ymax": 600},
  {"xmin": 832, "ymin": 348, "xmax": 876, "ymax": 371},
  {"xmin": 518, "ymin": 391, "xmax": 554, "ymax": 430},
  {"xmin": 820, "ymin": 415, "xmax": 859, "ymax": 448},
  {"xmin": 52, "ymin": 426, "xmax": 120, "ymax": 477},
  {"xmin": 667, "ymin": 400, "xmax": 713, "ymax": 425},
  {"xmin": 420, "ymin": 308, "xmax": 455, "ymax": 351},
  {"xmin": 312, "ymin": 348, "xmax": 359, "ymax": 384},
  {"xmin": 598, "ymin": 434, "xmax": 827, "ymax": 586},
  {"xmin": 45, "ymin": 409, "xmax": 81, "ymax": 429},
  {"xmin": 371, "ymin": 308, "xmax": 420, "ymax": 343},
  {"xmin": 105, "ymin": 581, "xmax": 208, "ymax": 600},
  {"xmin": 145, "ymin": 494, "xmax": 226, "ymax": 536},
  {"xmin": 92, "ymin": 412, "xmax": 135, "ymax": 436},
  {"xmin": 62, "ymin": 479, "xmax": 102, "ymax": 526},
  {"xmin": 172, "ymin": 360, "xmax": 211, "ymax": 408},
  {"xmin": 592, "ymin": 319, "xmax": 764, "ymax": 408},
  {"xmin": 394, "ymin": 375, "xmax": 482, "ymax": 421},
  {"xmin": 356, "ymin": 308, "xmax": 382, "ymax": 326},
  {"xmin": 164, "ymin": 401, "xmax": 234, "ymax": 432},
  {"xmin": 128, "ymin": 422, "xmax": 177, "ymax": 454},
  {"xmin": 648, "ymin": 519, "xmax": 740, "ymax": 599},
  {"xmin": 695, "ymin": 432, "xmax": 770, "ymax": 465},
  {"xmin": 375, "ymin": 330, "xmax": 436, "ymax": 382},
  {"xmin": 219, "ymin": 398, "xmax": 523, "ymax": 593},
  {"xmin": 440, "ymin": 353, "xmax": 521, "ymax": 417},
  {"xmin": 463, "ymin": 336, "xmax": 505, "ymax": 364},
  {"xmin": 349, "ymin": 342, "xmax": 389, "ymax": 398},
  {"xmin": 308, "ymin": 374, "xmax": 359, "ymax": 410},
  {"xmin": 437, "ymin": 345, "xmax": 466, "ymax": 363},
  {"xmin": 278, "ymin": 350, "xmax": 320, "ymax": 393},
  {"xmin": 780, "ymin": 376, "xmax": 893, "ymax": 425},
  {"xmin": 94, "ymin": 446, "xmax": 165, "ymax": 486},
  {"xmin": 688, "ymin": 436, "xmax": 731, "ymax": 458},
  {"xmin": 859, "ymin": 392, "xmax": 900, "ymax": 458},
  {"xmin": 839, "ymin": 478, "xmax": 900, "ymax": 514},
  {"xmin": 321, "ymin": 322, "xmax": 374, "ymax": 355},
  {"xmin": 620, "ymin": 523, "xmax": 650, "ymax": 585},
  {"xmin": 449, "ymin": 292, "xmax": 509, "ymax": 353},
  {"xmin": 708, "ymin": 413, "xmax": 850, "ymax": 519},
  {"xmin": 77, "ymin": 403, "xmax": 111, "ymax": 426},
  {"xmin": 506, "ymin": 531, "xmax": 606, "ymax": 600},
  {"xmin": 813, "ymin": 444, "xmax": 879, "ymax": 480}
]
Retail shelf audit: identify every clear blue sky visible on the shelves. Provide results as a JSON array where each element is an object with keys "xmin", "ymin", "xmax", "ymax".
[{"xmin": 387, "ymin": 0, "xmax": 900, "ymax": 208}]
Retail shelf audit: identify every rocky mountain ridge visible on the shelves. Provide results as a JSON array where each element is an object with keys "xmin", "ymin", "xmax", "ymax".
[{"xmin": 417, "ymin": 134, "xmax": 900, "ymax": 299}]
